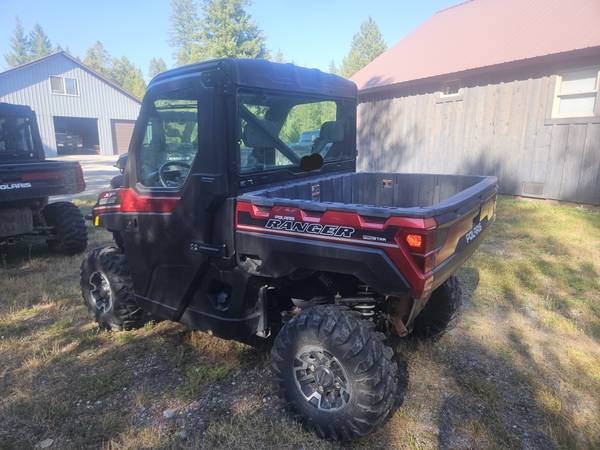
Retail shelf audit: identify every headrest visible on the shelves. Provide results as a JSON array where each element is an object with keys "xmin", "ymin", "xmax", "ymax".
[
  {"xmin": 242, "ymin": 120, "xmax": 279, "ymax": 148},
  {"xmin": 319, "ymin": 121, "xmax": 344, "ymax": 142},
  {"xmin": 166, "ymin": 127, "xmax": 181, "ymax": 138}
]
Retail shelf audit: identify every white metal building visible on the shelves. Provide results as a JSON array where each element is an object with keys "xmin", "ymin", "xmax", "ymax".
[{"xmin": 0, "ymin": 51, "xmax": 141, "ymax": 156}]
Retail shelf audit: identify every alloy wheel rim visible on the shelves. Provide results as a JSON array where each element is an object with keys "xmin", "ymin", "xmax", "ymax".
[
  {"xmin": 89, "ymin": 271, "xmax": 112, "ymax": 313},
  {"xmin": 293, "ymin": 345, "xmax": 351, "ymax": 411}
]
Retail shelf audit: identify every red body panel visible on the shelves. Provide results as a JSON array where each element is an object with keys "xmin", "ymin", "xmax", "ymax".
[{"xmin": 236, "ymin": 201, "xmax": 440, "ymax": 298}]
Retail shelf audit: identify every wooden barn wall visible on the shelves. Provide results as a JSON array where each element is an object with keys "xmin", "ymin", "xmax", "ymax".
[{"xmin": 357, "ymin": 68, "xmax": 600, "ymax": 205}]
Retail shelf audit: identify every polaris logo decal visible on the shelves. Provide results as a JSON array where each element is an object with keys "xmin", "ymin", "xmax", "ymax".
[
  {"xmin": 265, "ymin": 218, "xmax": 355, "ymax": 238},
  {"xmin": 465, "ymin": 222, "xmax": 483, "ymax": 243},
  {"xmin": 0, "ymin": 182, "xmax": 32, "ymax": 190}
]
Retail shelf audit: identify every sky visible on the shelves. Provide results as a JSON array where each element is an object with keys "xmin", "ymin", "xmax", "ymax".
[{"xmin": 0, "ymin": 0, "xmax": 458, "ymax": 79}]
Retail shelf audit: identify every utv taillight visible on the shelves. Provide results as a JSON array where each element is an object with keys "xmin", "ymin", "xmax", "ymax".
[
  {"xmin": 97, "ymin": 190, "xmax": 121, "ymax": 207},
  {"xmin": 405, "ymin": 233, "xmax": 424, "ymax": 250},
  {"xmin": 397, "ymin": 230, "xmax": 438, "ymax": 273}
]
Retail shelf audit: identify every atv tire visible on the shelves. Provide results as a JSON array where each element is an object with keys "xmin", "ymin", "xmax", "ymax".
[
  {"xmin": 272, "ymin": 305, "xmax": 400, "ymax": 440},
  {"xmin": 43, "ymin": 201, "xmax": 87, "ymax": 254},
  {"xmin": 80, "ymin": 246, "xmax": 145, "ymax": 330},
  {"xmin": 411, "ymin": 276, "xmax": 463, "ymax": 340}
]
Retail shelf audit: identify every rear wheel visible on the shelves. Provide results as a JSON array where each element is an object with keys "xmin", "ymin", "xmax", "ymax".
[
  {"xmin": 411, "ymin": 276, "xmax": 463, "ymax": 340},
  {"xmin": 80, "ymin": 246, "xmax": 145, "ymax": 330},
  {"xmin": 272, "ymin": 305, "xmax": 400, "ymax": 440},
  {"xmin": 43, "ymin": 201, "xmax": 87, "ymax": 254}
]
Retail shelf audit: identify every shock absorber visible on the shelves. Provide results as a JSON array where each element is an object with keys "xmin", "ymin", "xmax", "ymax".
[{"xmin": 351, "ymin": 284, "xmax": 377, "ymax": 318}]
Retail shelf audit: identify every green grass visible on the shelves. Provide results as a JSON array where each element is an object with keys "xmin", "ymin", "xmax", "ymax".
[{"xmin": 0, "ymin": 195, "xmax": 599, "ymax": 449}]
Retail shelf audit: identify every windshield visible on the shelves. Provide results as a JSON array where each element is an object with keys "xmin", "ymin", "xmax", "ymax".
[
  {"xmin": 238, "ymin": 91, "xmax": 354, "ymax": 173},
  {"xmin": 0, "ymin": 115, "xmax": 36, "ymax": 160}
]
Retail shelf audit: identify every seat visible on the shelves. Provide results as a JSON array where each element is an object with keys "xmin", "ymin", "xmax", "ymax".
[{"xmin": 311, "ymin": 121, "xmax": 344, "ymax": 157}]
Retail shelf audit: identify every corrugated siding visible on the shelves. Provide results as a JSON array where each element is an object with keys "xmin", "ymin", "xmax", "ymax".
[
  {"xmin": 0, "ymin": 54, "xmax": 140, "ymax": 156},
  {"xmin": 357, "ymin": 71, "xmax": 600, "ymax": 205}
]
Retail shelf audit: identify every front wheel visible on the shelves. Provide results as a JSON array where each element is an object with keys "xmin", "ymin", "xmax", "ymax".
[
  {"xmin": 272, "ymin": 305, "xmax": 400, "ymax": 440},
  {"xmin": 80, "ymin": 246, "xmax": 146, "ymax": 330}
]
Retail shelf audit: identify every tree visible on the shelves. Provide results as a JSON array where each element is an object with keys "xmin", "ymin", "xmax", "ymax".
[
  {"xmin": 170, "ymin": 0, "xmax": 200, "ymax": 66},
  {"xmin": 273, "ymin": 49, "xmax": 284, "ymax": 63},
  {"xmin": 328, "ymin": 59, "xmax": 338, "ymax": 74},
  {"xmin": 339, "ymin": 17, "xmax": 386, "ymax": 78},
  {"xmin": 28, "ymin": 23, "xmax": 54, "ymax": 59},
  {"xmin": 84, "ymin": 41, "xmax": 112, "ymax": 78},
  {"xmin": 193, "ymin": 0, "xmax": 268, "ymax": 61},
  {"xmin": 5, "ymin": 17, "xmax": 30, "ymax": 67},
  {"xmin": 148, "ymin": 57, "xmax": 168, "ymax": 78},
  {"xmin": 111, "ymin": 57, "xmax": 147, "ymax": 99}
]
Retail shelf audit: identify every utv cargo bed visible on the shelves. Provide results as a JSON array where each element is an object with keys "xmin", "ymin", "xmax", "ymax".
[
  {"xmin": 237, "ymin": 172, "xmax": 497, "ymax": 299},
  {"xmin": 239, "ymin": 172, "xmax": 497, "ymax": 223},
  {"xmin": 0, "ymin": 160, "xmax": 85, "ymax": 203}
]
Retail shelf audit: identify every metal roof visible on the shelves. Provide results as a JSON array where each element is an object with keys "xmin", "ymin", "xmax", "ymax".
[
  {"xmin": 352, "ymin": 0, "xmax": 600, "ymax": 93},
  {"xmin": 0, "ymin": 51, "xmax": 142, "ymax": 103}
]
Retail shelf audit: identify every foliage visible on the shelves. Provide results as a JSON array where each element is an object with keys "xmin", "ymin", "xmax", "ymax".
[
  {"xmin": 169, "ymin": 0, "xmax": 200, "ymax": 66},
  {"xmin": 328, "ymin": 59, "xmax": 338, "ymax": 74},
  {"xmin": 28, "ymin": 23, "xmax": 54, "ymax": 59},
  {"xmin": 279, "ymin": 101, "xmax": 336, "ymax": 144},
  {"xmin": 4, "ymin": 18, "xmax": 60, "ymax": 67},
  {"xmin": 148, "ymin": 57, "xmax": 168, "ymax": 78},
  {"xmin": 83, "ymin": 41, "xmax": 112, "ymax": 78},
  {"xmin": 111, "ymin": 57, "xmax": 147, "ymax": 99},
  {"xmin": 339, "ymin": 17, "xmax": 386, "ymax": 78},
  {"xmin": 273, "ymin": 49, "xmax": 284, "ymax": 63},
  {"xmin": 83, "ymin": 42, "xmax": 147, "ymax": 99},
  {"xmin": 169, "ymin": 0, "xmax": 268, "ymax": 65},
  {"xmin": 5, "ymin": 17, "xmax": 29, "ymax": 67}
]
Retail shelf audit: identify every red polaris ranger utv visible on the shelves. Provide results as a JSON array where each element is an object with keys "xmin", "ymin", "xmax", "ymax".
[{"xmin": 81, "ymin": 59, "xmax": 496, "ymax": 440}]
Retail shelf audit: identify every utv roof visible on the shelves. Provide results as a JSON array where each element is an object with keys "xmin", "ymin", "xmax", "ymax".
[
  {"xmin": 0, "ymin": 102, "xmax": 34, "ymax": 115},
  {"xmin": 150, "ymin": 58, "xmax": 357, "ymax": 99}
]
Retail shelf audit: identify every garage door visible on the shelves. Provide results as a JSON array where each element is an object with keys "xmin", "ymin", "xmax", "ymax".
[{"xmin": 111, "ymin": 120, "xmax": 136, "ymax": 155}]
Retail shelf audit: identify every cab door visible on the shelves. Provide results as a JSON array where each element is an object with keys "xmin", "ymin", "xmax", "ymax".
[{"xmin": 122, "ymin": 74, "xmax": 227, "ymax": 319}]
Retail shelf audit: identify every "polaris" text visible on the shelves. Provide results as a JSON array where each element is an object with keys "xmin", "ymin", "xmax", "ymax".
[
  {"xmin": 0, "ymin": 182, "xmax": 32, "ymax": 190},
  {"xmin": 265, "ymin": 219, "xmax": 355, "ymax": 238}
]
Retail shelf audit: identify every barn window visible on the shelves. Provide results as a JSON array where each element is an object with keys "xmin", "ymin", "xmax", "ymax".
[
  {"xmin": 552, "ymin": 68, "xmax": 599, "ymax": 118},
  {"xmin": 50, "ymin": 76, "xmax": 79, "ymax": 96}
]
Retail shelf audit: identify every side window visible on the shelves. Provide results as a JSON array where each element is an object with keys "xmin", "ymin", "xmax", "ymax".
[{"xmin": 138, "ymin": 90, "xmax": 199, "ymax": 188}]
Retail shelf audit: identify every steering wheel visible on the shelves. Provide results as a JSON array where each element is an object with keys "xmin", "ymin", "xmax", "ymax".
[{"xmin": 158, "ymin": 160, "xmax": 191, "ymax": 188}]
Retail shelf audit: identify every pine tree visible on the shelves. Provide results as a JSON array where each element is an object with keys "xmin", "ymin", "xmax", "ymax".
[
  {"xmin": 274, "ymin": 49, "xmax": 284, "ymax": 63},
  {"xmin": 148, "ymin": 57, "xmax": 168, "ymax": 78},
  {"xmin": 191, "ymin": 0, "xmax": 268, "ymax": 61},
  {"xmin": 84, "ymin": 41, "xmax": 112, "ymax": 78},
  {"xmin": 170, "ymin": 0, "xmax": 200, "ymax": 66},
  {"xmin": 111, "ymin": 57, "xmax": 147, "ymax": 99},
  {"xmin": 328, "ymin": 59, "xmax": 338, "ymax": 74},
  {"xmin": 340, "ymin": 17, "xmax": 386, "ymax": 78},
  {"xmin": 28, "ymin": 23, "xmax": 54, "ymax": 59},
  {"xmin": 5, "ymin": 17, "xmax": 30, "ymax": 67}
]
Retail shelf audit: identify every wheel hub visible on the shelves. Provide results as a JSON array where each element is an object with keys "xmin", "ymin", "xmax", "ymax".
[
  {"xmin": 89, "ymin": 271, "xmax": 112, "ymax": 313},
  {"xmin": 314, "ymin": 365, "xmax": 335, "ymax": 388},
  {"xmin": 293, "ymin": 345, "xmax": 351, "ymax": 411}
]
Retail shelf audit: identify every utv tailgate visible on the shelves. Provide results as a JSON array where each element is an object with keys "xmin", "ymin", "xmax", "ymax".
[
  {"xmin": 0, "ymin": 160, "xmax": 85, "ymax": 202},
  {"xmin": 236, "ymin": 172, "xmax": 497, "ymax": 299}
]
